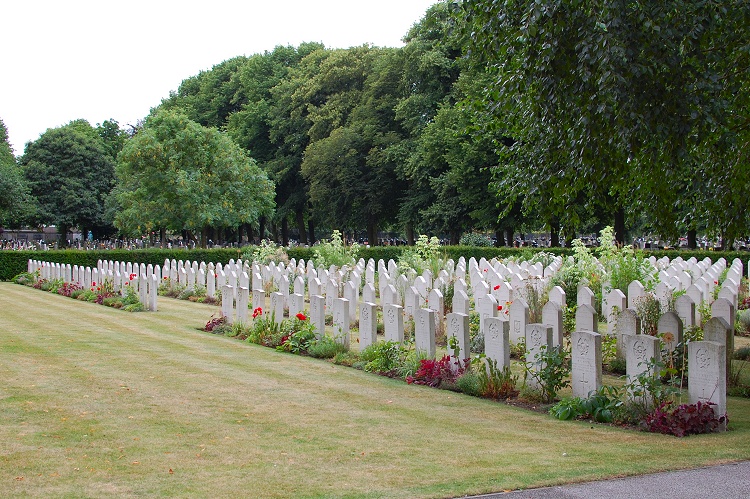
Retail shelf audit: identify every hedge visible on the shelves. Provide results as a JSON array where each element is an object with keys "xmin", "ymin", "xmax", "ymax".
[{"xmin": 1, "ymin": 245, "xmax": 747, "ymax": 282}]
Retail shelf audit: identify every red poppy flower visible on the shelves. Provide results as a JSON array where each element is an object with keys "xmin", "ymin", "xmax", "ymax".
[
  {"xmin": 296, "ymin": 313, "xmax": 307, "ymax": 321},
  {"xmin": 493, "ymin": 285, "xmax": 500, "ymax": 290},
  {"xmin": 92, "ymin": 281, "xmax": 96, "ymax": 286},
  {"xmin": 163, "ymin": 276, "xmax": 168, "ymax": 280},
  {"xmin": 497, "ymin": 305, "xmax": 503, "ymax": 311}
]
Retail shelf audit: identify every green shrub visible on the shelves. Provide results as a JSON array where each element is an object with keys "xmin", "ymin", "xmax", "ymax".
[
  {"xmin": 359, "ymin": 340, "xmax": 403, "ymax": 374},
  {"xmin": 308, "ymin": 335, "xmax": 348, "ymax": 359},
  {"xmin": 459, "ymin": 233, "xmax": 493, "ymax": 247},
  {"xmin": 523, "ymin": 344, "xmax": 571, "ymax": 403},
  {"xmin": 455, "ymin": 371, "xmax": 482, "ymax": 397},
  {"xmin": 734, "ymin": 346, "xmax": 750, "ymax": 361},
  {"xmin": 123, "ymin": 302, "xmax": 146, "ymax": 312}
]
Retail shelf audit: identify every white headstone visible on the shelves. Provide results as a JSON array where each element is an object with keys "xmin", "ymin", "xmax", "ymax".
[{"xmin": 571, "ymin": 330, "xmax": 602, "ymax": 398}]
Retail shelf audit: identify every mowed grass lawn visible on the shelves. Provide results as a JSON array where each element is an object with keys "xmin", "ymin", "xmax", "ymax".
[{"xmin": 2, "ymin": 282, "xmax": 750, "ymax": 498}]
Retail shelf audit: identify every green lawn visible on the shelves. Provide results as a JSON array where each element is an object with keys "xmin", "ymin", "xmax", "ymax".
[{"xmin": 1, "ymin": 282, "xmax": 749, "ymax": 498}]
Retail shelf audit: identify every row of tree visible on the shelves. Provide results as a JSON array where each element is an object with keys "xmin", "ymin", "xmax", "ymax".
[{"xmin": 2, "ymin": 1, "xmax": 748, "ymax": 248}]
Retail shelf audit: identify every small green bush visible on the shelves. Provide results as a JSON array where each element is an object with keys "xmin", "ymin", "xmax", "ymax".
[{"xmin": 308, "ymin": 335, "xmax": 348, "ymax": 359}]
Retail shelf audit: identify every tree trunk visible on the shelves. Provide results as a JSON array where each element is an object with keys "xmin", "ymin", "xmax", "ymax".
[
  {"xmin": 281, "ymin": 217, "xmax": 289, "ymax": 246},
  {"xmin": 687, "ymin": 228, "xmax": 697, "ymax": 250},
  {"xmin": 201, "ymin": 227, "xmax": 208, "ymax": 248},
  {"xmin": 367, "ymin": 222, "xmax": 377, "ymax": 247},
  {"xmin": 450, "ymin": 229, "xmax": 459, "ymax": 246},
  {"xmin": 494, "ymin": 229, "xmax": 503, "ymax": 247},
  {"xmin": 406, "ymin": 223, "xmax": 415, "ymax": 246},
  {"xmin": 307, "ymin": 218, "xmax": 316, "ymax": 245},
  {"xmin": 550, "ymin": 219, "xmax": 560, "ymax": 247},
  {"xmin": 259, "ymin": 217, "xmax": 266, "ymax": 242},
  {"xmin": 296, "ymin": 210, "xmax": 307, "ymax": 245},
  {"xmin": 58, "ymin": 225, "xmax": 69, "ymax": 248},
  {"xmin": 160, "ymin": 227, "xmax": 166, "ymax": 247},
  {"xmin": 505, "ymin": 228, "xmax": 514, "ymax": 247},
  {"xmin": 614, "ymin": 207, "xmax": 626, "ymax": 246}
]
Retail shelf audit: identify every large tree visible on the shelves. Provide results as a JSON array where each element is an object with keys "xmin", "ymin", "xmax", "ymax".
[
  {"xmin": 0, "ymin": 119, "xmax": 35, "ymax": 229},
  {"xmin": 295, "ymin": 46, "xmax": 406, "ymax": 245},
  {"xmin": 460, "ymin": 0, "xmax": 750, "ymax": 245},
  {"xmin": 21, "ymin": 120, "xmax": 114, "ymax": 242},
  {"xmin": 113, "ymin": 109, "xmax": 275, "ymax": 246}
]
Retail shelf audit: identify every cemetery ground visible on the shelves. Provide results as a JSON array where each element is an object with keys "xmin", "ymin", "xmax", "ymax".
[{"xmin": 2, "ymin": 284, "xmax": 750, "ymax": 499}]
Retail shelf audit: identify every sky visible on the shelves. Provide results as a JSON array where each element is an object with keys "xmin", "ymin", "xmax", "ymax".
[{"xmin": 1, "ymin": 0, "xmax": 438, "ymax": 155}]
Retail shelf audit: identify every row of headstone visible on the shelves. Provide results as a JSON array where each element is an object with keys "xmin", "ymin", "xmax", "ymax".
[
  {"xmin": 28, "ymin": 259, "xmax": 157, "ymax": 311},
  {"xmin": 567, "ymin": 328, "xmax": 726, "ymax": 430}
]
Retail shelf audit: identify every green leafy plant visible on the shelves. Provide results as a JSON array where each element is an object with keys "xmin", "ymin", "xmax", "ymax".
[
  {"xmin": 468, "ymin": 355, "xmax": 519, "ymax": 400},
  {"xmin": 523, "ymin": 344, "xmax": 571, "ymax": 403},
  {"xmin": 278, "ymin": 315, "xmax": 317, "ymax": 354},
  {"xmin": 550, "ymin": 397, "xmax": 585, "ymax": 421},
  {"xmin": 459, "ymin": 233, "xmax": 493, "ymax": 247},
  {"xmin": 398, "ymin": 234, "xmax": 444, "ymax": 276},
  {"xmin": 243, "ymin": 239, "xmax": 290, "ymax": 265},
  {"xmin": 308, "ymin": 334, "xmax": 348, "ymax": 359},
  {"xmin": 359, "ymin": 340, "xmax": 405, "ymax": 375},
  {"xmin": 313, "ymin": 230, "xmax": 359, "ymax": 268}
]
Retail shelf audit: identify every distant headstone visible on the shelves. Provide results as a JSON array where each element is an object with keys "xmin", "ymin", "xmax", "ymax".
[
  {"xmin": 657, "ymin": 311, "xmax": 683, "ymax": 353},
  {"xmin": 446, "ymin": 312, "xmax": 471, "ymax": 365},
  {"xmin": 627, "ymin": 280, "xmax": 645, "ymax": 309},
  {"xmin": 674, "ymin": 294, "xmax": 696, "ymax": 329},
  {"xmin": 509, "ymin": 298, "xmax": 530, "ymax": 345},
  {"xmin": 549, "ymin": 286, "xmax": 567, "ymax": 308},
  {"xmin": 221, "ymin": 285, "xmax": 234, "ymax": 323},
  {"xmin": 484, "ymin": 317, "xmax": 510, "ymax": 369},
  {"xmin": 359, "ymin": 302, "xmax": 378, "ymax": 351},
  {"xmin": 541, "ymin": 300, "xmax": 564, "ymax": 348},
  {"xmin": 252, "ymin": 289, "xmax": 265, "ymax": 312},
  {"xmin": 577, "ymin": 286, "xmax": 596, "ymax": 309},
  {"xmin": 271, "ymin": 292, "xmax": 285, "ymax": 324},
  {"xmin": 524, "ymin": 324, "xmax": 553, "ymax": 390},
  {"xmin": 383, "ymin": 304, "xmax": 404, "ymax": 343},
  {"xmin": 415, "ymin": 308, "xmax": 436, "ymax": 358},
  {"xmin": 452, "ymin": 289, "xmax": 470, "ymax": 317},
  {"xmin": 575, "ymin": 303, "xmax": 598, "ymax": 333},
  {"xmin": 310, "ymin": 295, "xmax": 326, "ymax": 339},
  {"xmin": 288, "ymin": 293, "xmax": 304, "ymax": 319},
  {"xmin": 606, "ymin": 289, "xmax": 627, "ymax": 336},
  {"xmin": 616, "ymin": 308, "xmax": 641, "ymax": 359},
  {"xmin": 236, "ymin": 287, "xmax": 249, "ymax": 323},
  {"xmin": 333, "ymin": 298, "xmax": 350, "ymax": 348}
]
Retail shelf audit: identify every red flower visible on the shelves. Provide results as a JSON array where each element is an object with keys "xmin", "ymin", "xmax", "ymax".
[
  {"xmin": 92, "ymin": 281, "xmax": 96, "ymax": 286},
  {"xmin": 252, "ymin": 307, "xmax": 263, "ymax": 319},
  {"xmin": 493, "ymin": 285, "xmax": 500, "ymax": 290},
  {"xmin": 497, "ymin": 305, "xmax": 503, "ymax": 311},
  {"xmin": 124, "ymin": 282, "xmax": 129, "ymax": 286},
  {"xmin": 163, "ymin": 276, "xmax": 168, "ymax": 280},
  {"xmin": 296, "ymin": 313, "xmax": 307, "ymax": 321},
  {"xmin": 714, "ymin": 280, "xmax": 718, "ymax": 285}
]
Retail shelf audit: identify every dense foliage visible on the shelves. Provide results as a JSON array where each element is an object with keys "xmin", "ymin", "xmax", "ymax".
[{"xmin": 3, "ymin": 1, "xmax": 749, "ymax": 247}]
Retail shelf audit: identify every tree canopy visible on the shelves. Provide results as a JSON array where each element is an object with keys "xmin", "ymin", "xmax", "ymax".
[
  {"xmin": 113, "ymin": 109, "xmax": 275, "ymax": 245},
  {"xmin": 0, "ymin": 119, "xmax": 35, "ymax": 229},
  {"xmin": 20, "ymin": 120, "xmax": 114, "ymax": 241},
  {"xmin": 5, "ymin": 1, "xmax": 750, "ymax": 247}
]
